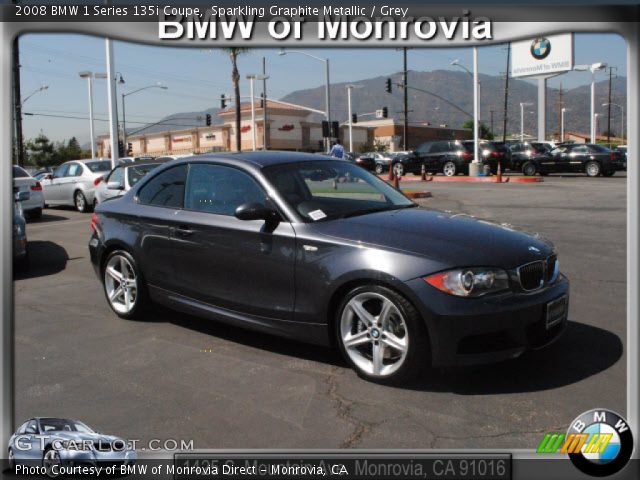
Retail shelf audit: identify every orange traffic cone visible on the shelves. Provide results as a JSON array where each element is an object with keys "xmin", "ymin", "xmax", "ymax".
[
  {"xmin": 496, "ymin": 161, "xmax": 503, "ymax": 183},
  {"xmin": 387, "ymin": 164, "xmax": 395, "ymax": 182},
  {"xmin": 393, "ymin": 173, "xmax": 400, "ymax": 189},
  {"xmin": 421, "ymin": 164, "xmax": 427, "ymax": 181}
]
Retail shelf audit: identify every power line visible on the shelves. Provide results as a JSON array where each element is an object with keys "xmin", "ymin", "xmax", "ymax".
[{"xmin": 24, "ymin": 111, "xmax": 206, "ymax": 129}]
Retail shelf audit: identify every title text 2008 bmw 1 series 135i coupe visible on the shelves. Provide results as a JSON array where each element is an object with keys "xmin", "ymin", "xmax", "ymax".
[{"xmin": 89, "ymin": 152, "xmax": 569, "ymax": 384}]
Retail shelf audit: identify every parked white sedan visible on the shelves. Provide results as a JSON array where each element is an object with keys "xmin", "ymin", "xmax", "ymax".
[
  {"xmin": 41, "ymin": 159, "xmax": 112, "ymax": 213},
  {"xmin": 12, "ymin": 165, "xmax": 45, "ymax": 219},
  {"xmin": 94, "ymin": 161, "xmax": 165, "ymax": 204}
]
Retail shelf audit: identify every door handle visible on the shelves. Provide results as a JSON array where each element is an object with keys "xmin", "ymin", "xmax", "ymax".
[{"xmin": 174, "ymin": 225, "xmax": 194, "ymax": 236}]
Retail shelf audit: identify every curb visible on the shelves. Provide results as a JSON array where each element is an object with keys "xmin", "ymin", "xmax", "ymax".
[{"xmin": 386, "ymin": 176, "xmax": 544, "ymax": 184}]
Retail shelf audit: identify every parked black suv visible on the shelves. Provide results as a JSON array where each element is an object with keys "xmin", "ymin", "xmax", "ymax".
[
  {"xmin": 523, "ymin": 143, "xmax": 619, "ymax": 177},
  {"xmin": 461, "ymin": 140, "xmax": 510, "ymax": 173},
  {"xmin": 400, "ymin": 140, "xmax": 473, "ymax": 176},
  {"xmin": 508, "ymin": 142, "xmax": 553, "ymax": 173}
]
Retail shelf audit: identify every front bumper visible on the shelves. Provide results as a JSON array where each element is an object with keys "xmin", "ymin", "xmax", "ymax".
[{"xmin": 406, "ymin": 275, "xmax": 570, "ymax": 367}]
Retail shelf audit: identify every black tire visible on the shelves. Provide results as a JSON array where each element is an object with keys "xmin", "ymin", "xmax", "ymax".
[
  {"xmin": 102, "ymin": 249, "xmax": 151, "ymax": 320},
  {"xmin": 392, "ymin": 162, "xmax": 405, "ymax": 177},
  {"xmin": 375, "ymin": 163, "xmax": 384, "ymax": 175},
  {"xmin": 602, "ymin": 169, "xmax": 615, "ymax": 177},
  {"xmin": 27, "ymin": 208, "xmax": 42, "ymax": 220},
  {"xmin": 585, "ymin": 161, "xmax": 601, "ymax": 177},
  {"xmin": 335, "ymin": 285, "xmax": 430, "ymax": 385},
  {"xmin": 8, "ymin": 448, "xmax": 15, "ymax": 470},
  {"xmin": 522, "ymin": 162, "xmax": 537, "ymax": 176},
  {"xmin": 74, "ymin": 190, "xmax": 90, "ymax": 213},
  {"xmin": 43, "ymin": 447, "xmax": 60, "ymax": 478}
]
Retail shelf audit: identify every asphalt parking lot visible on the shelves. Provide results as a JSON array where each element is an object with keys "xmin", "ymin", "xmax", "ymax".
[{"xmin": 13, "ymin": 173, "xmax": 626, "ymax": 451}]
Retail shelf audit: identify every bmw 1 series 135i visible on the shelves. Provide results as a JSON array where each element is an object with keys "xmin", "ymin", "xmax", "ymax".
[{"xmin": 89, "ymin": 152, "xmax": 569, "ymax": 384}]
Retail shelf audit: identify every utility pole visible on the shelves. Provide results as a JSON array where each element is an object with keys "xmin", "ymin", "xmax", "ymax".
[
  {"xmin": 502, "ymin": 44, "xmax": 510, "ymax": 143},
  {"xmin": 490, "ymin": 110, "xmax": 494, "ymax": 137},
  {"xmin": 606, "ymin": 66, "xmax": 616, "ymax": 145},
  {"xmin": 12, "ymin": 25, "xmax": 24, "ymax": 166},
  {"xmin": 262, "ymin": 56, "xmax": 268, "ymax": 150},
  {"xmin": 403, "ymin": 47, "xmax": 408, "ymax": 150},
  {"xmin": 556, "ymin": 83, "xmax": 563, "ymax": 141}
]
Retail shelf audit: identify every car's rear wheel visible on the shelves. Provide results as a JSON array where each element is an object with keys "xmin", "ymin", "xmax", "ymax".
[
  {"xmin": 443, "ymin": 161, "xmax": 457, "ymax": 177},
  {"xmin": 43, "ymin": 448, "xmax": 61, "ymax": 478},
  {"xmin": 336, "ymin": 285, "xmax": 429, "ymax": 384},
  {"xmin": 522, "ymin": 162, "xmax": 537, "ymax": 176},
  {"xmin": 74, "ymin": 190, "xmax": 89, "ymax": 213},
  {"xmin": 585, "ymin": 161, "xmax": 601, "ymax": 177},
  {"xmin": 393, "ymin": 162, "xmax": 404, "ymax": 177},
  {"xmin": 103, "ymin": 250, "xmax": 149, "ymax": 319},
  {"xmin": 28, "ymin": 208, "xmax": 42, "ymax": 220},
  {"xmin": 8, "ymin": 448, "xmax": 15, "ymax": 469},
  {"xmin": 375, "ymin": 163, "xmax": 384, "ymax": 175},
  {"xmin": 602, "ymin": 169, "xmax": 615, "ymax": 177}
]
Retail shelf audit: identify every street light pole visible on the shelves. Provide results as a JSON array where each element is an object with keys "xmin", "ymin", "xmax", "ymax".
[
  {"xmin": 79, "ymin": 72, "xmax": 106, "ymax": 159},
  {"xmin": 603, "ymin": 102, "xmax": 624, "ymax": 142},
  {"xmin": 246, "ymin": 74, "xmax": 268, "ymax": 151},
  {"xmin": 346, "ymin": 84, "xmax": 363, "ymax": 153},
  {"xmin": 520, "ymin": 102, "xmax": 533, "ymax": 142},
  {"xmin": 561, "ymin": 107, "xmax": 568, "ymax": 142},
  {"xmin": 575, "ymin": 62, "xmax": 607, "ymax": 144},
  {"xmin": 472, "ymin": 47, "xmax": 479, "ymax": 166},
  {"xmin": 594, "ymin": 113, "xmax": 600, "ymax": 140},
  {"xmin": 121, "ymin": 84, "xmax": 167, "ymax": 150},
  {"xmin": 278, "ymin": 49, "xmax": 331, "ymax": 150}
]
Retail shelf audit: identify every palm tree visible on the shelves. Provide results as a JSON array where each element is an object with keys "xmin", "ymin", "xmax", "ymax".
[{"xmin": 222, "ymin": 48, "xmax": 249, "ymax": 151}]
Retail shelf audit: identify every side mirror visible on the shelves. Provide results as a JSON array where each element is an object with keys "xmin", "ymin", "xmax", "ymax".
[
  {"xmin": 235, "ymin": 202, "xmax": 278, "ymax": 222},
  {"xmin": 107, "ymin": 181, "xmax": 124, "ymax": 191},
  {"xmin": 14, "ymin": 191, "xmax": 30, "ymax": 202}
]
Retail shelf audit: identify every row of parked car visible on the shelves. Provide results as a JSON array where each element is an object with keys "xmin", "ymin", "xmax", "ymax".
[{"xmin": 350, "ymin": 141, "xmax": 628, "ymax": 178}]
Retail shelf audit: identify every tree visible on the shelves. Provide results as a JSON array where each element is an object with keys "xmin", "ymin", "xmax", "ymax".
[
  {"xmin": 25, "ymin": 133, "xmax": 57, "ymax": 167},
  {"xmin": 222, "ymin": 48, "xmax": 249, "ymax": 152},
  {"xmin": 462, "ymin": 120, "xmax": 494, "ymax": 140}
]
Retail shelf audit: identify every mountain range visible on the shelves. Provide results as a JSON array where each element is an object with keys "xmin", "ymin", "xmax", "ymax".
[{"xmin": 130, "ymin": 70, "xmax": 627, "ymax": 140}]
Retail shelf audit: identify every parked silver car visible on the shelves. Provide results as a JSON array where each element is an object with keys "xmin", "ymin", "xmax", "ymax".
[
  {"xmin": 13, "ymin": 189, "xmax": 29, "ymax": 267},
  {"xmin": 13, "ymin": 165, "xmax": 45, "ymax": 219},
  {"xmin": 41, "ymin": 159, "xmax": 112, "ymax": 213},
  {"xmin": 94, "ymin": 161, "xmax": 165, "ymax": 204}
]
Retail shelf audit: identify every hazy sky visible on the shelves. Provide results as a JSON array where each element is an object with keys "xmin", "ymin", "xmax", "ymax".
[{"xmin": 19, "ymin": 32, "xmax": 627, "ymax": 144}]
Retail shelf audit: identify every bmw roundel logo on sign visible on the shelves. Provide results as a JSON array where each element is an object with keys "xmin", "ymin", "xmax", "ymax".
[
  {"xmin": 530, "ymin": 37, "xmax": 552, "ymax": 60},
  {"xmin": 567, "ymin": 409, "xmax": 634, "ymax": 477}
]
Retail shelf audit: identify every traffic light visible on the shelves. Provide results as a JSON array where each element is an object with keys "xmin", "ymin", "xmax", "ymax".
[
  {"xmin": 220, "ymin": 94, "xmax": 227, "ymax": 109},
  {"xmin": 206, "ymin": 114, "xmax": 212, "ymax": 126},
  {"xmin": 321, "ymin": 120, "xmax": 330, "ymax": 138},
  {"xmin": 118, "ymin": 140, "xmax": 124, "ymax": 157},
  {"xmin": 127, "ymin": 142, "xmax": 133, "ymax": 155},
  {"xmin": 385, "ymin": 78, "xmax": 392, "ymax": 93},
  {"xmin": 351, "ymin": 113, "xmax": 358, "ymax": 124},
  {"xmin": 382, "ymin": 106, "xmax": 388, "ymax": 118},
  {"xmin": 331, "ymin": 121, "xmax": 340, "ymax": 138}
]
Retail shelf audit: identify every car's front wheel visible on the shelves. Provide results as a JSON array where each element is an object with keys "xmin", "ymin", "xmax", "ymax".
[
  {"xmin": 375, "ymin": 163, "xmax": 384, "ymax": 175},
  {"xmin": 336, "ymin": 285, "xmax": 429, "ymax": 384},
  {"xmin": 8, "ymin": 448, "xmax": 15, "ymax": 470},
  {"xmin": 43, "ymin": 448, "xmax": 61, "ymax": 478},
  {"xmin": 74, "ymin": 190, "xmax": 89, "ymax": 213},
  {"xmin": 392, "ymin": 162, "xmax": 404, "ymax": 177},
  {"xmin": 103, "ymin": 250, "xmax": 150, "ymax": 319}
]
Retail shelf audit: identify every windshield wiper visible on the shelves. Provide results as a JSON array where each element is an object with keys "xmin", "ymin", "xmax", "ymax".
[{"xmin": 338, "ymin": 204, "xmax": 415, "ymax": 219}]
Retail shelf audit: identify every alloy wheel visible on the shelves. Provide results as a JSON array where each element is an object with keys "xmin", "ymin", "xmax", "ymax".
[
  {"xmin": 586, "ymin": 162, "xmax": 600, "ymax": 177},
  {"xmin": 75, "ymin": 192, "xmax": 86, "ymax": 212},
  {"xmin": 43, "ymin": 449, "xmax": 61, "ymax": 478},
  {"xmin": 443, "ymin": 161, "xmax": 456, "ymax": 176},
  {"xmin": 340, "ymin": 292, "xmax": 409, "ymax": 377},
  {"xmin": 393, "ymin": 163, "xmax": 404, "ymax": 177},
  {"xmin": 375, "ymin": 164, "xmax": 384, "ymax": 175},
  {"xmin": 104, "ymin": 254, "xmax": 138, "ymax": 315}
]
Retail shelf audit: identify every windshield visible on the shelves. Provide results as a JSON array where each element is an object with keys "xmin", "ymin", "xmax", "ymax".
[
  {"xmin": 13, "ymin": 166, "xmax": 30, "ymax": 178},
  {"xmin": 39, "ymin": 418, "xmax": 95, "ymax": 433},
  {"xmin": 127, "ymin": 164, "xmax": 161, "ymax": 187},
  {"xmin": 86, "ymin": 161, "xmax": 113, "ymax": 173},
  {"xmin": 263, "ymin": 160, "xmax": 414, "ymax": 222}
]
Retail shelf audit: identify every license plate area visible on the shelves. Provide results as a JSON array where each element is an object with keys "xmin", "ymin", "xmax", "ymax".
[{"xmin": 546, "ymin": 295, "xmax": 567, "ymax": 329}]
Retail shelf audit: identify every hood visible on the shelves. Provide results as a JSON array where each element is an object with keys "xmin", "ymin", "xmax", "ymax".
[
  {"xmin": 310, "ymin": 207, "xmax": 554, "ymax": 269},
  {"xmin": 46, "ymin": 431, "xmax": 124, "ymax": 444}
]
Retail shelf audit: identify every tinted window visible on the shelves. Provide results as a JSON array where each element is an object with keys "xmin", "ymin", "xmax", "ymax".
[
  {"xmin": 415, "ymin": 143, "xmax": 431, "ymax": 154},
  {"xmin": 67, "ymin": 163, "xmax": 83, "ymax": 177},
  {"xmin": 185, "ymin": 164, "xmax": 266, "ymax": 215},
  {"xmin": 53, "ymin": 164, "xmax": 69, "ymax": 178},
  {"xmin": 138, "ymin": 165, "xmax": 187, "ymax": 208},
  {"xmin": 17, "ymin": 422, "xmax": 28, "ymax": 434},
  {"xmin": 86, "ymin": 161, "xmax": 112, "ymax": 173},
  {"xmin": 25, "ymin": 420, "xmax": 38, "ymax": 434},
  {"xmin": 588, "ymin": 144, "xmax": 610, "ymax": 153},
  {"xmin": 13, "ymin": 166, "xmax": 30, "ymax": 178}
]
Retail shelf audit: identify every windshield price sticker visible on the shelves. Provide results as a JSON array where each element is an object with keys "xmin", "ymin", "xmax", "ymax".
[
  {"xmin": 173, "ymin": 454, "xmax": 511, "ymax": 480},
  {"xmin": 308, "ymin": 210, "xmax": 327, "ymax": 221}
]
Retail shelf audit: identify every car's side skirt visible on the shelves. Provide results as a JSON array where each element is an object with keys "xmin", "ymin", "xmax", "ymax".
[{"xmin": 148, "ymin": 285, "xmax": 332, "ymax": 347}]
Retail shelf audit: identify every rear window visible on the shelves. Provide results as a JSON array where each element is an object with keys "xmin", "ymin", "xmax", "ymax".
[
  {"xmin": 85, "ymin": 161, "xmax": 113, "ymax": 173},
  {"xmin": 137, "ymin": 165, "xmax": 187, "ymax": 208},
  {"xmin": 588, "ymin": 144, "xmax": 610, "ymax": 153},
  {"xmin": 13, "ymin": 166, "xmax": 30, "ymax": 178}
]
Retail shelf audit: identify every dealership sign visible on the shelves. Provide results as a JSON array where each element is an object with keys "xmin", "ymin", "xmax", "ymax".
[{"xmin": 511, "ymin": 34, "xmax": 573, "ymax": 78}]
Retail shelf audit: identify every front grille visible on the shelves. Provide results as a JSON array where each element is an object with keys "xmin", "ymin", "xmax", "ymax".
[
  {"xmin": 545, "ymin": 255, "xmax": 557, "ymax": 283},
  {"xmin": 518, "ymin": 261, "xmax": 545, "ymax": 291}
]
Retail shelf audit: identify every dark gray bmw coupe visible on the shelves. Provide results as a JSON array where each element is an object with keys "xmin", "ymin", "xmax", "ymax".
[{"xmin": 89, "ymin": 152, "xmax": 569, "ymax": 383}]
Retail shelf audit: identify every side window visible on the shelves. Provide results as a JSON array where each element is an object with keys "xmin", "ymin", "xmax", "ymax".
[
  {"xmin": 25, "ymin": 420, "xmax": 38, "ymax": 434},
  {"xmin": 67, "ymin": 163, "xmax": 83, "ymax": 177},
  {"xmin": 108, "ymin": 167, "xmax": 124, "ymax": 186},
  {"xmin": 17, "ymin": 421, "xmax": 28, "ymax": 434},
  {"xmin": 137, "ymin": 165, "xmax": 187, "ymax": 208},
  {"xmin": 573, "ymin": 146, "xmax": 588, "ymax": 154},
  {"xmin": 53, "ymin": 164, "xmax": 69, "ymax": 178},
  {"xmin": 415, "ymin": 143, "xmax": 431, "ymax": 154},
  {"xmin": 185, "ymin": 164, "xmax": 266, "ymax": 216}
]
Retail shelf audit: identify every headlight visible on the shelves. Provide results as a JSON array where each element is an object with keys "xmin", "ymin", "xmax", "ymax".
[{"xmin": 424, "ymin": 268, "xmax": 510, "ymax": 297}]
